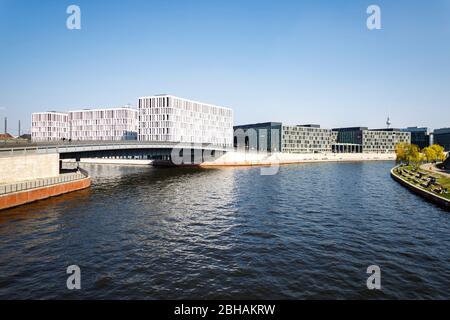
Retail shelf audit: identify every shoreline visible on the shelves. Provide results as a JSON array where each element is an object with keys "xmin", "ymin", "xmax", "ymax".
[
  {"xmin": 0, "ymin": 174, "xmax": 91, "ymax": 211},
  {"xmin": 63, "ymin": 152, "xmax": 396, "ymax": 167},
  {"xmin": 201, "ymin": 152, "xmax": 396, "ymax": 167},
  {"xmin": 391, "ymin": 166, "xmax": 450, "ymax": 211}
]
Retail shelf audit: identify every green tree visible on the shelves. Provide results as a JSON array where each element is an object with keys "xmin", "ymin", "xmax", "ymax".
[
  {"xmin": 395, "ymin": 142, "xmax": 409, "ymax": 163},
  {"xmin": 407, "ymin": 144, "xmax": 421, "ymax": 168},
  {"xmin": 430, "ymin": 144, "xmax": 445, "ymax": 162},
  {"xmin": 423, "ymin": 146, "xmax": 437, "ymax": 163}
]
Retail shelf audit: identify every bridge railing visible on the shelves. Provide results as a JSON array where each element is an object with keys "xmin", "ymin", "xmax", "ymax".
[
  {"xmin": 0, "ymin": 171, "xmax": 86, "ymax": 196},
  {"xmin": 0, "ymin": 141, "xmax": 233, "ymax": 156}
]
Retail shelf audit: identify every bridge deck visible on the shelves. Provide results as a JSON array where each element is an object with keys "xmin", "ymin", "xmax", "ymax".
[{"xmin": 0, "ymin": 141, "xmax": 232, "ymax": 160}]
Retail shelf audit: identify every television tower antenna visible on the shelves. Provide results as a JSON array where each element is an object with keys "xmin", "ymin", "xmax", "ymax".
[{"xmin": 386, "ymin": 116, "xmax": 391, "ymax": 129}]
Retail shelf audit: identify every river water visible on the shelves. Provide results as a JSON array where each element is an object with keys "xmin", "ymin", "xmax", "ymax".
[{"xmin": 0, "ymin": 161, "xmax": 449, "ymax": 299}]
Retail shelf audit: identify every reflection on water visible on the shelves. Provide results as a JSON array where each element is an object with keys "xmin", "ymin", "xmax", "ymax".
[{"xmin": 0, "ymin": 162, "xmax": 449, "ymax": 299}]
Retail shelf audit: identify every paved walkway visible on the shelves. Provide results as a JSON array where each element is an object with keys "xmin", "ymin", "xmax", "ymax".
[{"xmin": 420, "ymin": 163, "xmax": 450, "ymax": 178}]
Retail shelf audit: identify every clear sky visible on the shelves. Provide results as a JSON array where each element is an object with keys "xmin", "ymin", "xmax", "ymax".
[{"xmin": 0, "ymin": 0, "xmax": 449, "ymax": 134}]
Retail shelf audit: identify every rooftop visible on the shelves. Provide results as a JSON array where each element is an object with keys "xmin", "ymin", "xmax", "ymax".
[
  {"xmin": 138, "ymin": 94, "xmax": 232, "ymax": 111},
  {"xmin": 434, "ymin": 128, "xmax": 450, "ymax": 134}
]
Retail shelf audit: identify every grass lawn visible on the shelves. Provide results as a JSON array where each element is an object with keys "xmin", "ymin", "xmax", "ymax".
[{"xmin": 394, "ymin": 165, "xmax": 450, "ymax": 200}]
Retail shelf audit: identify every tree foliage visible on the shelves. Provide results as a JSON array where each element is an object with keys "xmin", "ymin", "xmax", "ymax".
[
  {"xmin": 430, "ymin": 144, "xmax": 445, "ymax": 161},
  {"xmin": 395, "ymin": 143, "xmax": 446, "ymax": 166}
]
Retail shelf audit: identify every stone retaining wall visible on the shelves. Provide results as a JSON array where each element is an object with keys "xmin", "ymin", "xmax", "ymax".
[
  {"xmin": 391, "ymin": 167, "xmax": 450, "ymax": 211},
  {"xmin": 0, "ymin": 177, "xmax": 91, "ymax": 211}
]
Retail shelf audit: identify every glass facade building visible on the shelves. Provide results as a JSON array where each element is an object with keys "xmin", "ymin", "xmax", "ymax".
[
  {"xmin": 282, "ymin": 125, "xmax": 336, "ymax": 153},
  {"xmin": 234, "ymin": 123, "xmax": 336, "ymax": 154},
  {"xmin": 401, "ymin": 127, "xmax": 430, "ymax": 149},
  {"xmin": 433, "ymin": 128, "xmax": 450, "ymax": 151},
  {"xmin": 332, "ymin": 127, "xmax": 411, "ymax": 153},
  {"xmin": 362, "ymin": 129, "xmax": 411, "ymax": 153},
  {"xmin": 233, "ymin": 122, "xmax": 282, "ymax": 153}
]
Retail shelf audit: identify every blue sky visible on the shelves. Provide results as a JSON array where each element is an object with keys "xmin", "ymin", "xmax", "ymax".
[{"xmin": 0, "ymin": 0, "xmax": 449, "ymax": 134}]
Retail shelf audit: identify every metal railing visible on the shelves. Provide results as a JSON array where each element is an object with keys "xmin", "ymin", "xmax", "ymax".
[
  {"xmin": 0, "ymin": 171, "xmax": 87, "ymax": 196},
  {"xmin": 0, "ymin": 140, "xmax": 233, "ymax": 157}
]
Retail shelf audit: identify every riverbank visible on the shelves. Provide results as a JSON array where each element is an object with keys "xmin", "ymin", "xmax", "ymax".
[
  {"xmin": 201, "ymin": 152, "xmax": 396, "ymax": 167},
  {"xmin": 391, "ymin": 165, "xmax": 450, "ymax": 210},
  {"xmin": 61, "ymin": 152, "xmax": 396, "ymax": 167},
  {"xmin": 0, "ymin": 171, "xmax": 91, "ymax": 211}
]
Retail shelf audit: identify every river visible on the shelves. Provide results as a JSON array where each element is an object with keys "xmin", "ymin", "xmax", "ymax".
[{"xmin": 0, "ymin": 161, "xmax": 449, "ymax": 299}]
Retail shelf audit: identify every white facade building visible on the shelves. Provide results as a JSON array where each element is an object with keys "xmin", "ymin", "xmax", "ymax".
[
  {"xmin": 138, "ymin": 95, "xmax": 234, "ymax": 147},
  {"xmin": 31, "ymin": 112, "xmax": 69, "ymax": 141},
  {"xmin": 31, "ymin": 107, "xmax": 138, "ymax": 142},
  {"xmin": 69, "ymin": 107, "xmax": 138, "ymax": 141}
]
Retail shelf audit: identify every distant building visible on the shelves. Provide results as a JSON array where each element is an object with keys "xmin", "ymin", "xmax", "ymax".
[
  {"xmin": 234, "ymin": 122, "xmax": 336, "ymax": 154},
  {"xmin": 401, "ymin": 127, "xmax": 430, "ymax": 149},
  {"xmin": 433, "ymin": 128, "xmax": 450, "ymax": 151},
  {"xmin": 138, "ymin": 95, "xmax": 234, "ymax": 147},
  {"xmin": 332, "ymin": 127, "xmax": 367, "ymax": 153},
  {"xmin": 282, "ymin": 125, "xmax": 336, "ymax": 153},
  {"xmin": 234, "ymin": 122, "xmax": 282, "ymax": 152},
  {"xmin": 32, "ymin": 107, "xmax": 138, "ymax": 142},
  {"xmin": 332, "ymin": 127, "xmax": 411, "ymax": 153},
  {"xmin": 362, "ymin": 129, "xmax": 411, "ymax": 153},
  {"xmin": 31, "ymin": 111, "xmax": 69, "ymax": 141},
  {"xmin": 69, "ymin": 107, "xmax": 138, "ymax": 141},
  {"xmin": 18, "ymin": 134, "xmax": 31, "ymax": 141},
  {"xmin": 235, "ymin": 122, "xmax": 410, "ymax": 154},
  {"xmin": 0, "ymin": 133, "xmax": 14, "ymax": 141}
]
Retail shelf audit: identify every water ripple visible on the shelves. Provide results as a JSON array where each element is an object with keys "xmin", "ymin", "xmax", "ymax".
[{"xmin": 0, "ymin": 162, "xmax": 449, "ymax": 299}]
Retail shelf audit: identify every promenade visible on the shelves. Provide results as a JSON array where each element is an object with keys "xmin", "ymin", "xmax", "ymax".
[{"xmin": 420, "ymin": 163, "xmax": 450, "ymax": 178}]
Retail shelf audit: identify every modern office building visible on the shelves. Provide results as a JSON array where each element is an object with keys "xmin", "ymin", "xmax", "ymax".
[
  {"xmin": 362, "ymin": 129, "xmax": 411, "ymax": 153},
  {"xmin": 32, "ymin": 107, "xmax": 138, "ymax": 142},
  {"xmin": 234, "ymin": 122, "xmax": 337, "ymax": 154},
  {"xmin": 282, "ymin": 125, "xmax": 336, "ymax": 153},
  {"xmin": 69, "ymin": 107, "xmax": 138, "ymax": 141},
  {"xmin": 433, "ymin": 128, "xmax": 450, "ymax": 151},
  {"xmin": 332, "ymin": 127, "xmax": 367, "ymax": 153},
  {"xmin": 233, "ymin": 122, "xmax": 282, "ymax": 152},
  {"xmin": 401, "ymin": 127, "xmax": 430, "ymax": 149},
  {"xmin": 138, "ymin": 95, "xmax": 234, "ymax": 147},
  {"xmin": 31, "ymin": 111, "xmax": 70, "ymax": 141},
  {"xmin": 332, "ymin": 127, "xmax": 410, "ymax": 153}
]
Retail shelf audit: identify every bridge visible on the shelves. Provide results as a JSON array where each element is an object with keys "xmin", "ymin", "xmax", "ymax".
[{"xmin": 0, "ymin": 141, "xmax": 232, "ymax": 165}]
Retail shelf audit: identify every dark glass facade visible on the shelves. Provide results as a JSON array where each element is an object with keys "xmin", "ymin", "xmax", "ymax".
[
  {"xmin": 332, "ymin": 127, "xmax": 367, "ymax": 145},
  {"xmin": 433, "ymin": 128, "xmax": 450, "ymax": 151},
  {"xmin": 233, "ymin": 122, "xmax": 282, "ymax": 152},
  {"xmin": 401, "ymin": 127, "xmax": 430, "ymax": 149},
  {"xmin": 444, "ymin": 155, "xmax": 450, "ymax": 169}
]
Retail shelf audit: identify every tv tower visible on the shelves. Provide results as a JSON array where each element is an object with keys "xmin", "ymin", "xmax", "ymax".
[{"xmin": 386, "ymin": 116, "xmax": 391, "ymax": 129}]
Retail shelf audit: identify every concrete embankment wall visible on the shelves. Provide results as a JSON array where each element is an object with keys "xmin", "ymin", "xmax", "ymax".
[
  {"xmin": 391, "ymin": 168, "xmax": 450, "ymax": 210},
  {"xmin": 0, "ymin": 177, "xmax": 91, "ymax": 211},
  {"xmin": 63, "ymin": 158, "xmax": 153, "ymax": 166},
  {"xmin": 0, "ymin": 153, "xmax": 59, "ymax": 184},
  {"xmin": 201, "ymin": 152, "xmax": 396, "ymax": 167}
]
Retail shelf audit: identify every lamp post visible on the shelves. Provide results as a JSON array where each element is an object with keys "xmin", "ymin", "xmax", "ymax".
[{"xmin": 0, "ymin": 108, "xmax": 5, "ymax": 134}]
